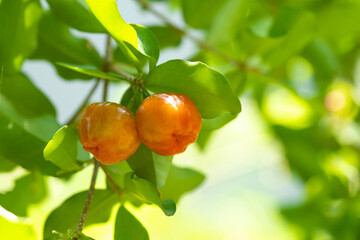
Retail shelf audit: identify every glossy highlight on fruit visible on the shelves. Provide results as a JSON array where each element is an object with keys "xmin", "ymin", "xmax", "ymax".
[
  {"xmin": 136, "ymin": 93, "xmax": 201, "ymax": 156},
  {"xmin": 78, "ymin": 102, "xmax": 140, "ymax": 165}
]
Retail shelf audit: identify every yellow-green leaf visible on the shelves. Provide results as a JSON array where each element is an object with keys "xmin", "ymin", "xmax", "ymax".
[{"xmin": 85, "ymin": 0, "xmax": 138, "ymax": 48}]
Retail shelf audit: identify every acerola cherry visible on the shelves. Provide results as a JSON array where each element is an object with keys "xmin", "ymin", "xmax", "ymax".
[
  {"xmin": 136, "ymin": 93, "xmax": 201, "ymax": 156},
  {"xmin": 78, "ymin": 102, "xmax": 140, "ymax": 165}
]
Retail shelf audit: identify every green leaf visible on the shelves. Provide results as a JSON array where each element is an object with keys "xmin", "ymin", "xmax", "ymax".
[
  {"xmin": 268, "ymin": 6, "xmax": 302, "ymax": 38},
  {"xmin": 85, "ymin": 0, "xmax": 141, "ymax": 71},
  {"xmin": 85, "ymin": 0, "xmax": 138, "ymax": 48},
  {"xmin": 160, "ymin": 165, "xmax": 205, "ymax": 203},
  {"xmin": 263, "ymin": 11, "xmax": 316, "ymax": 67},
  {"xmin": 145, "ymin": 59, "xmax": 242, "ymax": 119},
  {"xmin": 104, "ymin": 161, "xmax": 132, "ymax": 189},
  {"xmin": 120, "ymin": 87, "xmax": 146, "ymax": 114},
  {"xmin": 282, "ymin": 190, "xmax": 360, "ymax": 239},
  {"xmin": 0, "ymin": 95, "xmax": 62, "ymax": 176},
  {"xmin": 0, "ymin": 214, "xmax": 36, "ymax": 239},
  {"xmin": 125, "ymin": 174, "xmax": 176, "ymax": 216},
  {"xmin": 225, "ymin": 68, "xmax": 248, "ymax": 96},
  {"xmin": 303, "ymin": 38, "xmax": 340, "ymax": 82},
  {"xmin": 148, "ymin": 26, "xmax": 182, "ymax": 49},
  {"xmin": 49, "ymin": 230, "xmax": 95, "ymax": 240},
  {"xmin": 126, "ymin": 176, "xmax": 161, "ymax": 206},
  {"xmin": 0, "ymin": 172, "xmax": 46, "ymax": 216},
  {"xmin": 205, "ymin": 0, "xmax": 270, "ymax": 61},
  {"xmin": 114, "ymin": 206, "xmax": 149, "ymax": 240},
  {"xmin": 194, "ymin": 92, "xmax": 239, "ymax": 145},
  {"xmin": 127, "ymin": 144, "xmax": 173, "ymax": 188},
  {"xmin": 208, "ymin": 0, "xmax": 254, "ymax": 47},
  {"xmin": 57, "ymin": 63, "xmax": 130, "ymax": 82},
  {"xmin": 195, "ymin": 129, "xmax": 213, "ymax": 150},
  {"xmin": 201, "ymin": 113, "xmax": 236, "ymax": 131},
  {"xmin": 31, "ymin": 13, "xmax": 102, "ymax": 80},
  {"xmin": 161, "ymin": 199, "xmax": 176, "ymax": 216},
  {"xmin": 1, "ymin": 72, "xmax": 56, "ymax": 117},
  {"xmin": 111, "ymin": 23, "xmax": 162, "ymax": 72},
  {"xmin": 0, "ymin": 0, "xmax": 42, "ymax": 73},
  {"xmin": 229, "ymin": 7, "xmax": 315, "ymax": 67},
  {"xmin": 77, "ymin": 233, "xmax": 96, "ymax": 240},
  {"xmin": 130, "ymin": 24, "xmax": 160, "ymax": 69},
  {"xmin": 195, "ymin": 112, "xmax": 237, "ymax": 150},
  {"xmin": 316, "ymin": 2, "xmax": 360, "ymax": 54},
  {"xmin": 43, "ymin": 190, "xmax": 118, "ymax": 239},
  {"xmin": 195, "ymin": 113, "xmax": 236, "ymax": 150},
  {"xmin": 112, "ymin": 47, "xmax": 146, "ymax": 75},
  {"xmin": 181, "ymin": 0, "xmax": 226, "ymax": 29},
  {"xmin": 47, "ymin": 0, "xmax": 106, "ymax": 33},
  {"xmin": 0, "ymin": 154, "xmax": 17, "ymax": 172},
  {"xmin": 44, "ymin": 126, "xmax": 85, "ymax": 171},
  {"xmin": 77, "ymin": 140, "xmax": 91, "ymax": 162},
  {"xmin": 272, "ymin": 124, "xmax": 339, "ymax": 180},
  {"xmin": 0, "ymin": 94, "xmax": 59, "ymax": 141}
]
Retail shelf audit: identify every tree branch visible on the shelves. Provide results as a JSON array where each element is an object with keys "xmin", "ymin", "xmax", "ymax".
[
  {"xmin": 105, "ymin": 34, "xmax": 113, "ymax": 67},
  {"xmin": 135, "ymin": 0, "xmax": 260, "ymax": 73},
  {"xmin": 102, "ymin": 35, "xmax": 113, "ymax": 102},
  {"xmin": 103, "ymin": 79, "xmax": 109, "ymax": 102},
  {"xmin": 73, "ymin": 161, "xmax": 100, "ymax": 238}
]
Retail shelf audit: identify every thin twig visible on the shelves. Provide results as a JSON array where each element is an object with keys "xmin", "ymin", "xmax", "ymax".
[
  {"xmin": 73, "ymin": 161, "xmax": 100, "ymax": 239},
  {"xmin": 100, "ymin": 164, "xmax": 126, "ymax": 197},
  {"xmin": 65, "ymin": 79, "xmax": 100, "ymax": 126},
  {"xmin": 102, "ymin": 35, "xmax": 113, "ymax": 101},
  {"xmin": 135, "ymin": 0, "xmax": 260, "ymax": 73},
  {"xmin": 105, "ymin": 34, "xmax": 113, "ymax": 67},
  {"xmin": 103, "ymin": 80, "xmax": 109, "ymax": 102}
]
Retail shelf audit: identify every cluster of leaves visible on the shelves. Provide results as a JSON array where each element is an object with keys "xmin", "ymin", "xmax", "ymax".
[
  {"xmin": 0, "ymin": 0, "xmax": 242, "ymax": 239},
  {"xmin": 165, "ymin": 0, "xmax": 360, "ymax": 238},
  {"xmin": 2, "ymin": 0, "xmax": 360, "ymax": 239}
]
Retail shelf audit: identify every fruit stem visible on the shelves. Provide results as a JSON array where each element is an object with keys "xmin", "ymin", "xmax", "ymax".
[
  {"xmin": 73, "ymin": 161, "xmax": 100, "ymax": 239},
  {"xmin": 103, "ymin": 79, "xmax": 109, "ymax": 102},
  {"xmin": 102, "ymin": 34, "xmax": 113, "ymax": 101}
]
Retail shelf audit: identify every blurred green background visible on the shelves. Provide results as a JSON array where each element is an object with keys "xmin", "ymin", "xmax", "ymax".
[{"xmin": 2, "ymin": 0, "xmax": 360, "ymax": 239}]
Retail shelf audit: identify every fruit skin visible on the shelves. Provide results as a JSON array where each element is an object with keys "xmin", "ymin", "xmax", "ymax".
[
  {"xmin": 78, "ymin": 102, "xmax": 140, "ymax": 165},
  {"xmin": 136, "ymin": 93, "xmax": 201, "ymax": 156}
]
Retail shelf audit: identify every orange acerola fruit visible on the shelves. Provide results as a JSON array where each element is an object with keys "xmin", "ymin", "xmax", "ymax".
[
  {"xmin": 78, "ymin": 102, "xmax": 140, "ymax": 165},
  {"xmin": 136, "ymin": 93, "xmax": 202, "ymax": 156}
]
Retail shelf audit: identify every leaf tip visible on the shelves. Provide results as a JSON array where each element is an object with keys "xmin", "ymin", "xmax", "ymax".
[{"xmin": 162, "ymin": 199, "xmax": 176, "ymax": 216}]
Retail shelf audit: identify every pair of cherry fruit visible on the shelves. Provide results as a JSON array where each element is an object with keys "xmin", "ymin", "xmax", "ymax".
[{"xmin": 78, "ymin": 93, "xmax": 202, "ymax": 165}]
